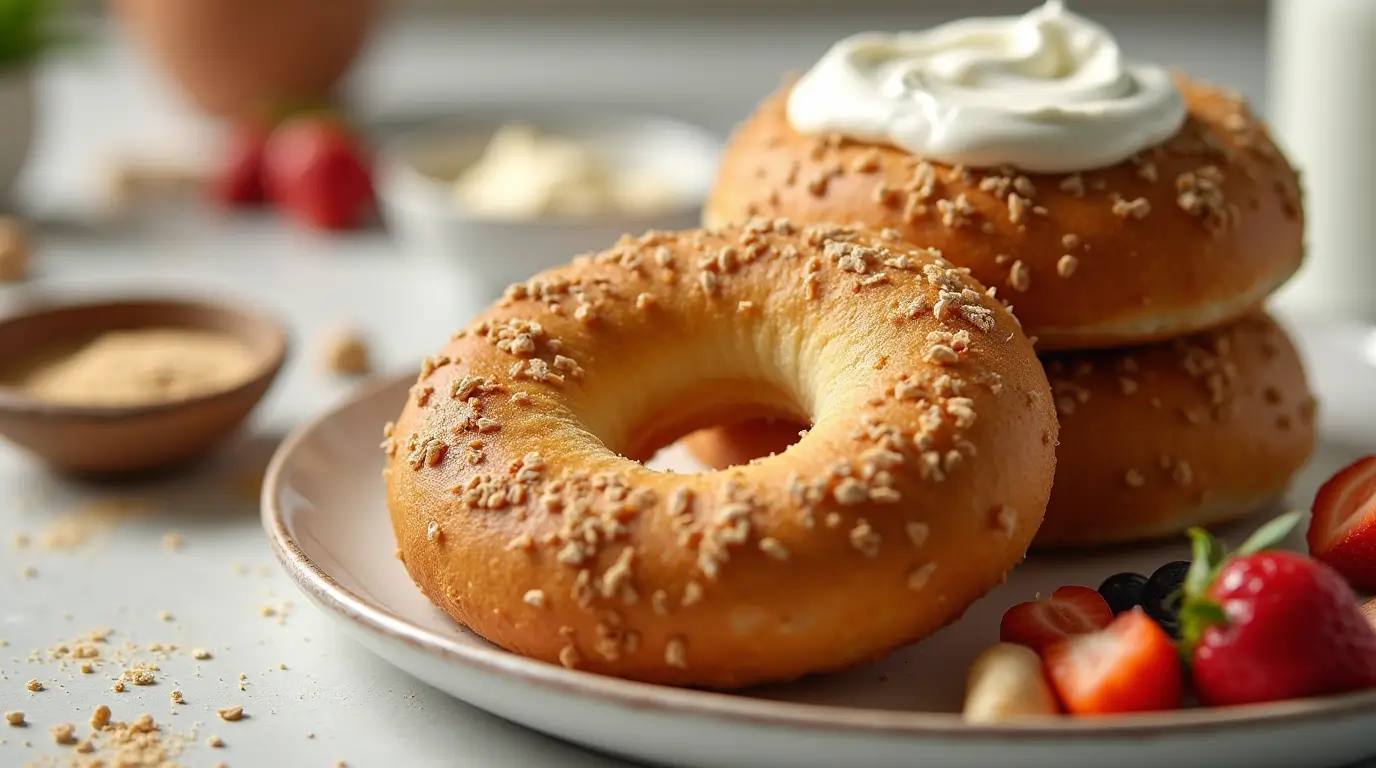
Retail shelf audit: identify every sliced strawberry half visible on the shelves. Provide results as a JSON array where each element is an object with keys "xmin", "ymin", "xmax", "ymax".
[
  {"xmin": 1044, "ymin": 608, "xmax": 1184, "ymax": 715},
  {"xmin": 999, "ymin": 586, "xmax": 1114, "ymax": 653},
  {"xmin": 1308, "ymin": 455, "xmax": 1376, "ymax": 592}
]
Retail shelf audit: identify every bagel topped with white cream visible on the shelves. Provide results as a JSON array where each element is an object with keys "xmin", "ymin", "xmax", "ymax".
[{"xmin": 706, "ymin": 2, "xmax": 1302, "ymax": 350}]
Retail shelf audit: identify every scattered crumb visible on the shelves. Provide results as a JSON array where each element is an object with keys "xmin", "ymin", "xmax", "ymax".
[
  {"xmin": 25, "ymin": 678, "xmax": 43, "ymax": 692},
  {"xmin": 50, "ymin": 722, "xmax": 76, "ymax": 745},
  {"xmin": 321, "ymin": 327, "xmax": 371, "ymax": 375},
  {"xmin": 170, "ymin": 690, "xmax": 184, "ymax": 704},
  {"xmin": 192, "ymin": 648, "xmax": 212, "ymax": 660},
  {"xmin": 112, "ymin": 681, "xmax": 125, "ymax": 693},
  {"xmin": 157, "ymin": 611, "xmax": 173, "ymax": 622},
  {"xmin": 207, "ymin": 735, "xmax": 224, "ymax": 748},
  {"xmin": 21, "ymin": 565, "xmax": 37, "ymax": 579},
  {"xmin": 217, "ymin": 706, "xmax": 244, "ymax": 722},
  {"xmin": 162, "ymin": 531, "xmax": 184, "ymax": 550},
  {"xmin": 31, "ymin": 498, "xmax": 152, "ymax": 551},
  {"xmin": 258, "ymin": 600, "xmax": 291, "ymax": 625},
  {"xmin": 70, "ymin": 709, "xmax": 201, "ymax": 766},
  {"xmin": 91, "ymin": 705, "xmax": 110, "ymax": 729},
  {"xmin": 122, "ymin": 663, "xmax": 157, "ymax": 686},
  {"xmin": 4, "ymin": 711, "xmax": 23, "ymax": 726}
]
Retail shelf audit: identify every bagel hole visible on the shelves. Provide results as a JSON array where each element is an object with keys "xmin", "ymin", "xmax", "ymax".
[
  {"xmin": 619, "ymin": 383, "xmax": 811, "ymax": 472},
  {"xmin": 678, "ymin": 416, "xmax": 811, "ymax": 471}
]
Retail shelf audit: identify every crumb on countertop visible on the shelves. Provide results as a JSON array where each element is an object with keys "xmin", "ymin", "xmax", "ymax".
[{"xmin": 321, "ymin": 327, "xmax": 372, "ymax": 375}]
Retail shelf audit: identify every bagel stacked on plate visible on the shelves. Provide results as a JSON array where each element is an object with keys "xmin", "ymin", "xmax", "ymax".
[
  {"xmin": 688, "ymin": 2, "xmax": 1317, "ymax": 547},
  {"xmin": 386, "ymin": 222, "xmax": 1059, "ymax": 687}
]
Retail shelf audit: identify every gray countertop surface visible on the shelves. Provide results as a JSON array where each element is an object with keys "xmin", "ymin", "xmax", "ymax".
[{"xmin": 5, "ymin": 9, "xmax": 1332, "ymax": 768}]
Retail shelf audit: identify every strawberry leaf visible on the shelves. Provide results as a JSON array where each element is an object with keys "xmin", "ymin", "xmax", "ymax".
[
  {"xmin": 1184, "ymin": 527, "xmax": 1223, "ymax": 600},
  {"xmin": 1235, "ymin": 511, "xmax": 1304, "ymax": 557}
]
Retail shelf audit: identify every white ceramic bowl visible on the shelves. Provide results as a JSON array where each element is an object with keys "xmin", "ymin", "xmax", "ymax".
[{"xmin": 377, "ymin": 109, "xmax": 722, "ymax": 317}]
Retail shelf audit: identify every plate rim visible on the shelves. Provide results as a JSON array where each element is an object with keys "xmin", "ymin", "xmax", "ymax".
[{"xmin": 261, "ymin": 371, "xmax": 1376, "ymax": 742}]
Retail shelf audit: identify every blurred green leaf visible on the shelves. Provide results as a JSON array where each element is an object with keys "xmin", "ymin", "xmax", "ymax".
[{"xmin": 0, "ymin": 0, "xmax": 66, "ymax": 70}]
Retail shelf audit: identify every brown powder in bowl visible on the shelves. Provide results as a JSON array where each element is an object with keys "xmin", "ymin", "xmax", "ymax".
[{"xmin": 17, "ymin": 329, "xmax": 259, "ymax": 406}]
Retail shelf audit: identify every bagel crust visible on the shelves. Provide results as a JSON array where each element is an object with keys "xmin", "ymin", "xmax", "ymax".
[
  {"xmin": 686, "ymin": 312, "xmax": 1316, "ymax": 549},
  {"xmin": 1035, "ymin": 311, "xmax": 1316, "ymax": 547},
  {"xmin": 384, "ymin": 221, "xmax": 1057, "ymax": 688},
  {"xmin": 706, "ymin": 76, "xmax": 1304, "ymax": 351}
]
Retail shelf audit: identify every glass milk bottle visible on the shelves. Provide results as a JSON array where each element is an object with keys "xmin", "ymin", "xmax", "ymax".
[{"xmin": 1270, "ymin": 0, "xmax": 1376, "ymax": 324}]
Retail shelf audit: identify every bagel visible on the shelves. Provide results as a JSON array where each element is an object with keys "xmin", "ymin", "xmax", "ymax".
[
  {"xmin": 384, "ymin": 221, "xmax": 1058, "ymax": 688},
  {"xmin": 1037, "ymin": 311, "xmax": 1316, "ymax": 546},
  {"xmin": 685, "ymin": 312, "xmax": 1316, "ymax": 549},
  {"xmin": 705, "ymin": 75, "xmax": 1304, "ymax": 351}
]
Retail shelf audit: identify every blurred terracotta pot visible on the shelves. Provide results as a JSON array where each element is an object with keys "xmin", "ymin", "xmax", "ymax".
[{"xmin": 110, "ymin": 0, "xmax": 381, "ymax": 118}]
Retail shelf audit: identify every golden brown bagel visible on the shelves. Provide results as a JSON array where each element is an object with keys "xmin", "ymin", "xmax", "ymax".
[
  {"xmin": 685, "ymin": 312, "xmax": 1316, "ymax": 549},
  {"xmin": 706, "ymin": 76, "xmax": 1304, "ymax": 351},
  {"xmin": 385, "ymin": 221, "xmax": 1058, "ymax": 688},
  {"xmin": 1037, "ymin": 311, "xmax": 1316, "ymax": 546}
]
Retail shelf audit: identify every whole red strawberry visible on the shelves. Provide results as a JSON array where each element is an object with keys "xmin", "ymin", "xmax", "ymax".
[
  {"xmin": 1181, "ymin": 513, "xmax": 1376, "ymax": 707},
  {"xmin": 208, "ymin": 120, "xmax": 271, "ymax": 207},
  {"xmin": 264, "ymin": 113, "xmax": 373, "ymax": 231}
]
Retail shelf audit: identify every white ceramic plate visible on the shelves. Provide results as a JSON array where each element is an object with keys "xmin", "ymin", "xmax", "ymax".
[{"xmin": 264, "ymin": 315, "xmax": 1376, "ymax": 768}]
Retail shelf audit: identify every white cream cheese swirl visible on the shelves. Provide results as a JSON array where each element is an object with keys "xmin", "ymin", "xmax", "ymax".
[{"xmin": 786, "ymin": 1, "xmax": 1187, "ymax": 173}]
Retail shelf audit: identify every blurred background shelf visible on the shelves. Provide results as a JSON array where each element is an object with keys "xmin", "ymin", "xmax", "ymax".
[{"xmin": 20, "ymin": 3, "xmax": 1269, "ymax": 217}]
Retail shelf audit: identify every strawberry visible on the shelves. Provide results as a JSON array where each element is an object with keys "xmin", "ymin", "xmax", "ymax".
[
  {"xmin": 264, "ymin": 114, "xmax": 374, "ymax": 231},
  {"xmin": 208, "ymin": 121, "xmax": 271, "ymax": 207},
  {"xmin": 1308, "ymin": 455, "xmax": 1376, "ymax": 592},
  {"xmin": 999, "ymin": 586, "xmax": 1114, "ymax": 653},
  {"xmin": 1043, "ymin": 608, "xmax": 1184, "ymax": 715},
  {"xmin": 1180, "ymin": 512, "xmax": 1376, "ymax": 707}
]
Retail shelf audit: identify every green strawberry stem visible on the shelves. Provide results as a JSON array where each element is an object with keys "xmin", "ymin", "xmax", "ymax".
[
  {"xmin": 1178, "ymin": 511, "xmax": 1304, "ymax": 649},
  {"xmin": 1236, "ymin": 510, "xmax": 1305, "ymax": 556}
]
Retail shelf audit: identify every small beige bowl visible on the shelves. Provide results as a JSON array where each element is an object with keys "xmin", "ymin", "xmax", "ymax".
[
  {"xmin": 0, "ymin": 297, "xmax": 288, "ymax": 475},
  {"xmin": 377, "ymin": 108, "xmax": 722, "ymax": 314}
]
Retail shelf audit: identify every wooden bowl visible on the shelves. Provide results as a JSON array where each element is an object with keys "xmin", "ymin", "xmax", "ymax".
[
  {"xmin": 109, "ymin": 0, "xmax": 380, "ymax": 119},
  {"xmin": 0, "ymin": 297, "xmax": 288, "ymax": 475}
]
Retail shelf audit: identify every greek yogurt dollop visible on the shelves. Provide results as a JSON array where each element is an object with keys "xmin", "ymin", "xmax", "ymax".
[{"xmin": 786, "ymin": 1, "xmax": 1186, "ymax": 172}]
